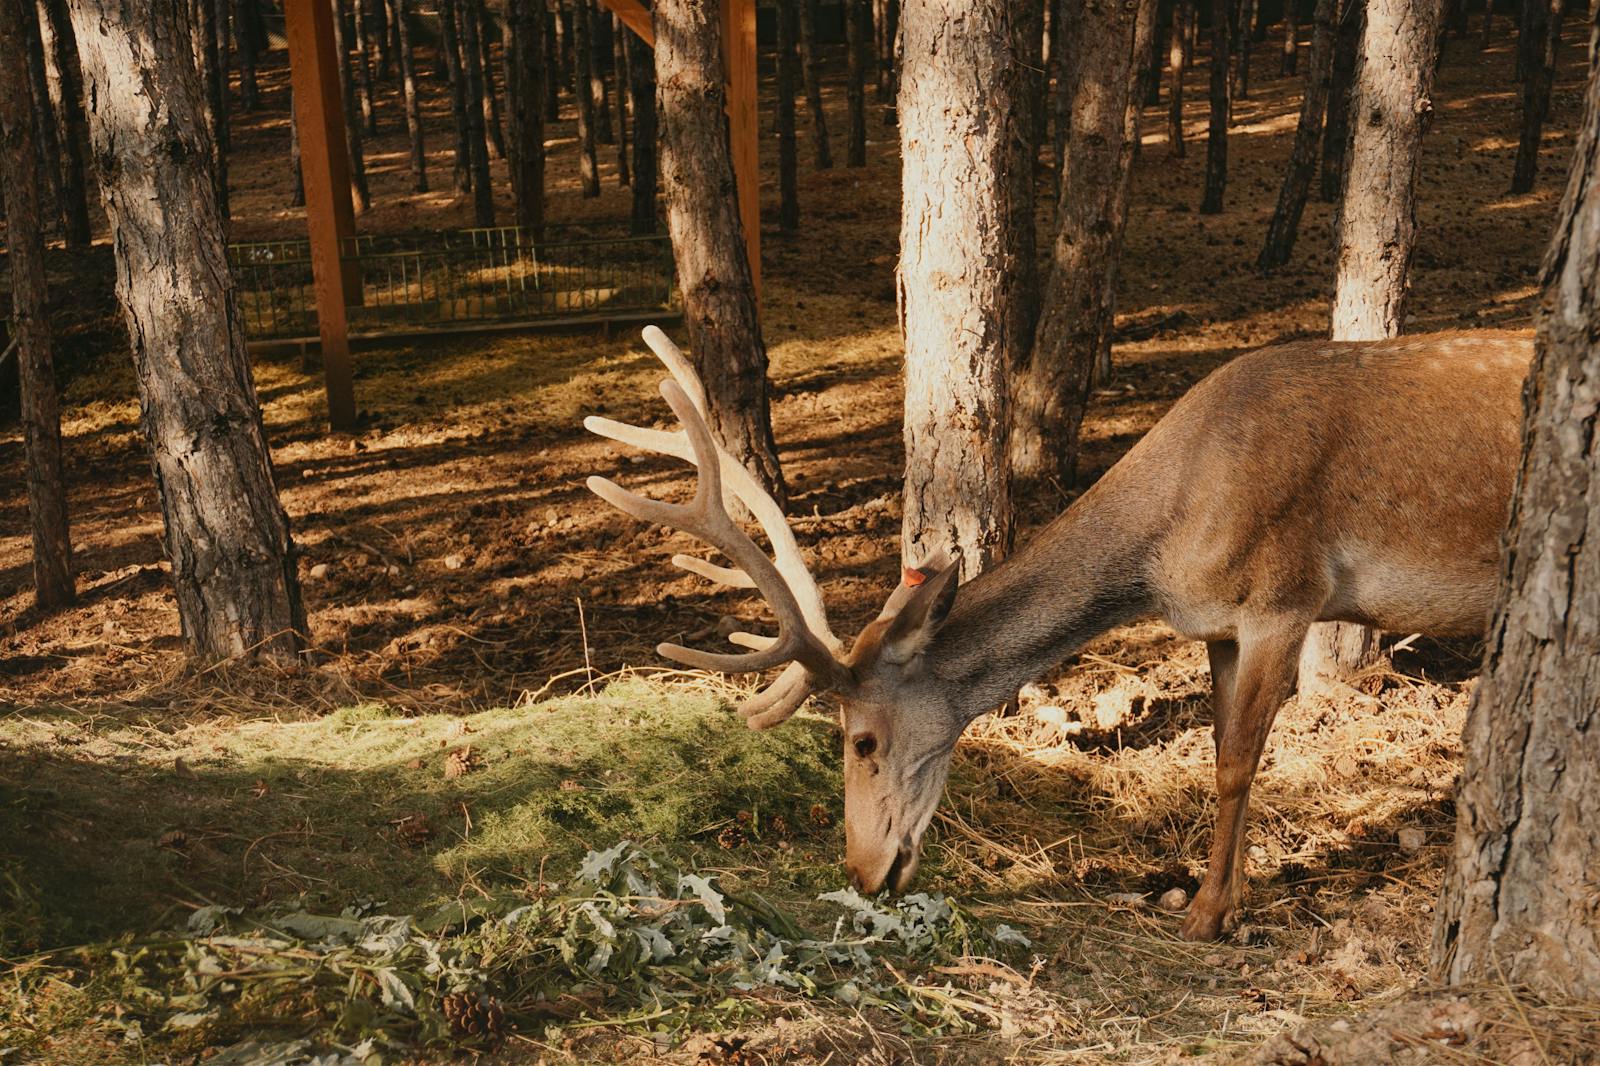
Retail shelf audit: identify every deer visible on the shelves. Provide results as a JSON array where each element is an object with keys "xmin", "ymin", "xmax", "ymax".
[{"xmin": 583, "ymin": 325, "xmax": 1529, "ymax": 941}]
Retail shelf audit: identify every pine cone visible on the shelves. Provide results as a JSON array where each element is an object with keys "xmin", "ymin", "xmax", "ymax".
[
  {"xmin": 808, "ymin": 803, "xmax": 833, "ymax": 828},
  {"xmin": 441, "ymin": 991, "xmax": 506, "ymax": 1043},
  {"xmin": 392, "ymin": 812, "xmax": 433, "ymax": 848},
  {"xmin": 716, "ymin": 824, "xmax": 745, "ymax": 850},
  {"xmin": 444, "ymin": 745, "xmax": 479, "ymax": 779}
]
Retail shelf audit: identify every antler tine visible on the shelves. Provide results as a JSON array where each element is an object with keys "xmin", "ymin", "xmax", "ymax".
[
  {"xmin": 739, "ymin": 662, "xmax": 815, "ymax": 730},
  {"xmin": 671, "ymin": 554, "xmax": 756, "ymax": 589}
]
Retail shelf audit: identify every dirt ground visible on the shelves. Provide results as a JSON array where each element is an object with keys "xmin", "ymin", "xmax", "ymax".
[{"xmin": 1, "ymin": 15, "xmax": 1595, "ymax": 1066}]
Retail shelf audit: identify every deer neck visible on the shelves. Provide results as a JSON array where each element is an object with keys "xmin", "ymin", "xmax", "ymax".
[{"xmin": 926, "ymin": 480, "xmax": 1159, "ymax": 721}]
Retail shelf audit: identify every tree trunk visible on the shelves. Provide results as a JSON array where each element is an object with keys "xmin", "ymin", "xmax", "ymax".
[
  {"xmin": 236, "ymin": 0, "xmax": 260, "ymax": 108},
  {"xmin": 441, "ymin": 0, "xmax": 473, "ymax": 194},
  {"xmin": 353, "ymin": 0, "xmax": 377, "ymax": 132},
  {"xmin": 459, "ymin": 0, "xmax": 496, "ymax": 222},
  {"xmin": 846, "ymin": 0, "xmax": 869, "ymax": 165},
  {"xmin": 1258, "ymin": 0, "xmax": 1338, "ymax": 270},
  {"xmin": 589, "ymin": 3, "xmax": 613, "ymax": 144},
  {"xmin": 195, "ymin": 0, "xmax": 229, "ymax": 219},
  {"xmin": 0, "ymin": 0, "xmax": 73, "ymax": 609},
  {"xmin": 1050, "ymin": 0, "xmax": 1079, "ymax": 177},
  {"xmin": 1013, "ymin": 0, "xmax": 1142, "ymax": 485},
  {"xmin": 1016, "ymin": 0, "xmax": 1046, "ymax": 176},
  {"xmin": 471, "ymin": 0, "xmax": 507, "ymax": 160},
  {"xmin": 1282, "ymin": 0, "xmax": 1299, "ymax": 74},
  {"xmin": 1200, "ymin": 0, "xmax": 1234, "ymax": 212},
  {"xmin": 1320, "ymin": 0, "xmax": 1363, "ymax": 202},
  {"xmin": 1170, "ymin": 0, "xmax": 1193, "ymax": 155},
  {"xmin": 1304, "ymin": 0, "xmax": 1443, "ymax": 689},
  {"xmin": 394, "ymin": 0, "xmax": 427, "ymax": 191},
  {"xmin": 1125, "ymin": 0, "xmax": 1159, "ymax": 172},
  {"xmin": 627, "ymin": 24, "xmax": 657, "ymax": 233},
  {"xmin": 69, "ymin": 0, "xmax": 306, "ymax": 662},
  {"xmin": 1478, "ymin": 0, "xmax": 1494, "ymax": 50},
  {"xmin": 1234, "ymin": 0, "xmax": 1254, "ymax": 98},
  {"xmin": 1431, "ymin": 38, "xmax": 1600, "ymax": 994},
  {"xmin": 371, "ymin": 0, "xmax": 391, "ymax": 77},
  {"xmin": 899, "ymin": 0, "xmax": 1023, "ymax": 574},
  {"xmin": 778, "ymin": 0, "xmax": 800, "ymax": 233},
  {"xmin": 613, "ymin": 13, "xmax": 629, "ymax": 185},
  {"xmin": 18, "ymin": 0, "xmax": 64, "ymax": 230},
  {"xmin": 1511, "ymin": 0, "xmax": 1563, "ymax": 193},
  {"xmin": 289, "ymin": 88, "xmax": 306, "ymax": 206},
  {"xmin": 799, "ymin": 0, "xmax": 832, "ymax": 169},
  {"xmin": 654, "ymin": 0, "xmax": 787, "ymax": 503},
  {"xmin": 509, "ymin": 0, "xmax": 544, "ymax": 232},
  {"xmin": 37, "ymin": 0, "xmax": 92, "ymax": 246},
  {"xmin": 573, "ymin": 0, "xmax": 601, "ymax": 196},
  {"xmin": 881, "ymin": 0, "xmax": 900, "ymax": 124},
  {"xmin": 1097, "ymin": 0, "xmax": 1157, "ymax": 383},
  {"xmin": 332, "ymin": 0, "xmax": 372, "ymax": 210},
  {"xmin": 543, "ymin": 4, "xmax": 561, "ymax": 121}
]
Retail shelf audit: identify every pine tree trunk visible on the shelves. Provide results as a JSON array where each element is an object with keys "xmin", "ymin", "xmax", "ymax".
[
  {"xmin": 573, "ymin": 0, "xmax": 600, "ymax": 196},
  {"xmin": 881, "ymin": 0, "xmax": 900, "ymax": 125},
  {"xmin": 1431, "ymin": 38, "xmax": 1600, "ymax": 994},
  {"xmin": 1478, "ymin": 0, "xmax": 1494, "ymax": 50},
  {"xmin": 18, "ymin": 0, "xmax": 64, "ymax": 231},
  {"xmin": 1050, "ymin": 0, "xmax": 1079, "ymax": 178},
  {"xmin": 778, "ymin": 0, "xmax": 800, "ymax": 232},
  {"xmin": 395, "ymin": 0, "xmax": 427, "ymax": 191},
  {"xmin": 509, "ymin": 0, "xmax": 544, "ymax": 232},
  {"xmin": 1283, "ymin": 0, "xmax": 1299, "ymax": 74},
  {"xmin": 37, "ymin": 0, "xmax": 92, "ymax": 246},
  {"xmin": 1096, "ymin": 0, "xmax": 1156, "ymax": 382},
  {"xmin": 1258, "ymin": 0, "xmax": 1338, "ymax": 270},
  {"xmin": 441, "ymin": 0, "xmax": 473, "ymax": 194},
  {"xmin": 589, "ymin": 3, "xmax": 613, "ymax": 144},
  {"xmin": 1125, "ymin": 0, "xmax": 1158, "ymax": 171},
  {"xmin": 1200, "ymin": 0, "xmax": 1233, "ymax": 212},
  {"xmin": 1016, "ymin": 0, "xmax": 1046, "ymax": 176},
  {"xmin": 1511, "ymin": 0, "xmax": 1563, "ymax": 193},
  {"xmin": 0, "ymin": 0, "xmax": 73, "ymax": 609},
  {"xmin": 899, "ymin": 0, "xmax": 1023, "ymax": 574},
  {"xmin": 354, "ymin": 0, "xmax": 377, "ymax": 132},
  {"xmin": 846, "ymin": 0, "xmax": 869, "ymax": 165},
  {"xmin": 289, "ymin": 88, "xmax": 305, "ymax": 205},
  {"xmin": 613, "ymin": 13, "xmax": 629, "ymax": 185},
  {"xmin": 69, "ymin": 0, "xmax": 306, "ymax": 662},
  {"xmin": 1234, "ymin": 0, "xmax": 1254, "ymax": 98},
  {"xmin": 1319, "ymin": 0, "xmax": 1362, "ymax": 202},
  {"xmin": 627, "ymin": 25, "xmax": 656, "ymax": 233},
  {"xmin": 459, "ymin": 0, "xmax": 495, "ymax": 222},
  {"xmin": 1014, "ymin": 0, "xmax": 1141, "ymax": 484},
  {"xmin": 471, "ymin": 0, "xmax": 506, "ymax": 160},
  {"xmin": 654, "ymin": 0, "xmax": 787, "ymax": 503},
  {"xmin": 1143, "ymin": 0, "xmax": 1167, "ymax": 106},
  {"xmin": 236, "ymin": 0, "xmax": 260, "ymax": 108},
  {"xmin": 799, "ymin": 0, "xmax": 832, "ymax": 169},
  {"xmin": 195, "ymin": 0, "xmax": 230, "ymax": 219},
  {"xmin": 543, "ymin": 4, "xmax": 561, "ymax": 121},
  {"xmin": 1169, "ymin": 0, "xmax": 1192, "ymax": 155},
  {"xmin": 333, "ymin": 0, "xmax": 372, "ymax": 210},
  {"xmin": 1304, "ymin": 0, "xmax": 1443, "ymax": 689},
  {"xmin": 371, "ymin": 0, "xmax": 391, "ymax": 77}
]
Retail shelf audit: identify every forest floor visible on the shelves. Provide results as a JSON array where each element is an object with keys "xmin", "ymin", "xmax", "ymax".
[{"xmin": 2, "ymin": 18, "xmax": 1598, "ymax": 1066}]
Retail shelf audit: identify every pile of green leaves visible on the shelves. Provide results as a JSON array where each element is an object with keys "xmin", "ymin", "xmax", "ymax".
[{"xmin": 93, "ymin": 842, "xmax": 1030, "ymax": 1062}]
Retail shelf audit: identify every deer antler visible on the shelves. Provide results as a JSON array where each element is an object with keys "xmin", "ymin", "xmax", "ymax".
[{"xmin": 583, "ymin": 327, "xmax": 846, "ymax": 728}]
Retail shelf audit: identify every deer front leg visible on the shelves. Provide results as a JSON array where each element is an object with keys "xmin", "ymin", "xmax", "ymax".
[{"xmin": 1180, "ymin": 624, "xmax": 1306, "ymax": 941}]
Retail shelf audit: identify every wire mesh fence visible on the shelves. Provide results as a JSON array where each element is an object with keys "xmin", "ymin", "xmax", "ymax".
[{"xmin": 227, "ymin": 224, "xmax": 675, "ymax": 340}]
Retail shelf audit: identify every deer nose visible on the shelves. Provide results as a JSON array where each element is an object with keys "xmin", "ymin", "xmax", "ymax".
[{"xmin": 847, "ymin": 861, "xmax": 878, "ymax": 894}]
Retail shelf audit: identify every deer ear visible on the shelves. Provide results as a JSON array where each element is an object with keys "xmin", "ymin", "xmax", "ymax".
[{"xmin": 880, "ymin": 556, "xmax": 961, "ymax": 666}]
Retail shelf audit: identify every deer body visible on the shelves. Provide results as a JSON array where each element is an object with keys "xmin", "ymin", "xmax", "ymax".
[{"xmin": 587, "ymin": 327, "xmax": 1529, "ymax": 943}]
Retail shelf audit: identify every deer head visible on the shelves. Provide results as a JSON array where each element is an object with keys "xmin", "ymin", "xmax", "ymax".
[{"xmin": 584, "ymin": 327, "xmax": 970, "ymax": 894}]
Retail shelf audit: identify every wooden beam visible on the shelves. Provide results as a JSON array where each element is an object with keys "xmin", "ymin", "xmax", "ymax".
[
  {"xmin": 597, "ymin": 0, "xmax": 653, "ymax": 46},
  {"xmin": 283, "ymin": 0, "xmax": 358, "ymax": 431},
  {"xmin": 720, "ymin": 0, "xmax": 759, "ymax": 302}
]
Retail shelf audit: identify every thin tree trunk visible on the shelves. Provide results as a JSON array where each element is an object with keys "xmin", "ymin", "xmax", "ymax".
[
  {"xmin": 441, "ymin": 0, "xmax": 473, "ymax": 194},
  {"xmin": 1258, "ymin": 0, "xmax": 1338, "ymax": 270},
  {"xmin": 846, "ymin": 0, "xmax": 869, "ymax": 165},
  {"xmin": 1305, "ymin": 0, "xmax": 1443, "ymax": 689},
  {"xmin": 881, "ymin": 0, "xmax": 899, "ymax": 124},
  {"xmin": 1126, "ymin": 0, "xmax": 1159, "ymax": 170},
  {"xmin": 333, "ymin": 0, "xmax": 372, "ymax": 210},
  {"xmin": 195, "ymin": 0, "xmax": 229, "ymax": 219},
  {"xmin": 37, "ymin": 0, "xmax": 91, "ymax": 245},
  {"xmin": 509, "ymin": 0, "xmax": 545, "ymax": 233},
  {"xmin": 627, "ymin": 24, "xmax": 656, "ymax": 234},
  {"xmin": 394, "ymin": 0, "xmax": 427, "ymax": 191},
  {"xmin": 1014, "ymin": 0, "xmax": 1142, "ymax": 484},
  {"xmin": 613, "ymin": 12, "xmax": 629, "ymax": 185},
  {"xmin": 1283, "ymin": 0, "xmax": 1299, "ymax": 74},
  {"xmin": 900, "ymin": 0, "xmax": 1022, "ymax": 574},
  {"xmin": 1050, "ymin": 0, "xmax": 1079, "ymax": 177},
  {"xmin": 1143, "ymin": 0, "xmax": 1168, "ymax": 106},
  {"xmin": 1319, "ymin": 0, "xmax": 1362, "ymax": 201},
  {"xmin": 543, "ymin": 4, "xmax": 561, "ymax": 121},
  {"xmin": 459, "ymin": 0, "xmax": 495, "ymax": 222},
  {"xmin": 1432, "ymin": 36, "xmax": 1600, "ymax": 994},
  {"xmin": 1478, "ymin": 0, "xmax": 1494, "ymax": 50},
  {"xmin": 354, "ymin": 0, "xmax": 377, "ymax": 132},
  {"xmin": 289, "ymin": 87, "xmax": 305, "ymax": 205},
  {"xmin": 1016, "ymin": 0, "xmax": 1045, "ymax": 175},
  {"xmin": 1097, "ymin": 0, "xmax": 1157, "ymax": 382},
  {"xmin": 573, "ymin": 0, "xmax": 600, "ymax": 196},
  {"xmin": 236, "ymin": 0, "xmax": 259, "ymax": 108},
  {"xmin": 1200, "ymin": 0, "xmax": 1234, "ymax": 212},
  {"xmin": 471, "ymin": 0, "xmax": 506, "ymax": 159},
  {"xmin": 589, "ymin": 3, "xmax": 613, "ymax": 144},
  {"xmin": 799, "ymin": 0, "xmax": 832, "ymax": 169},
  {"xmin": 371, "ymin": 0, "xmax": 391, "ymax": 77},
  {"xmin": 1234, "ymin": 0, "xmax": 1254, "ymax": 99},
  {"xmin": 1170, "ymin": 0, "xmax": 1193, "ymax": 155},
  {"xmin": 69, "ymin": 0, "xmax": 307, "ymax": 662},
  {"xmin": 18, "ymin": 0, "xmax": 64, "ymax": 230},
  {"xmin": 654, "ymin": 0, "xmax": 787, "ymax": 502},
  {"xmin": 0, "ymin": 0, "xmax": 73, "ymax": 609},
  {"xmin": 1511, "ymin": 0, "xmax": 1564, "ymax": 192},
  {"xmin": 778, "ymin": 0, "xmax": 800, "ymax": 232}
]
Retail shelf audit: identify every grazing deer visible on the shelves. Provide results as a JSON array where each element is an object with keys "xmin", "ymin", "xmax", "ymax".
[{"xmin": 585, "ymin": 326, "xmax": 1528, "ymax": 941}]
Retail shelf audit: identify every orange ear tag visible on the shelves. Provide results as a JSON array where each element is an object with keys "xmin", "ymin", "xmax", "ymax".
[{"xmin": 903, "ymin": 567, "xmax": 928, "ymax": 587}]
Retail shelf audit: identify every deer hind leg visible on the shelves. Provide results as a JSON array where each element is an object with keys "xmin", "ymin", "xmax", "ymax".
[{"xmin": 1180, "ymin": 622, "xmax": 1307, "ymax": 942}]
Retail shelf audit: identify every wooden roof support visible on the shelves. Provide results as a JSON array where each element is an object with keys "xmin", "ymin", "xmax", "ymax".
[{"xmin": 284, "ymin": 0, "xmax": 358, "ymax": 431}]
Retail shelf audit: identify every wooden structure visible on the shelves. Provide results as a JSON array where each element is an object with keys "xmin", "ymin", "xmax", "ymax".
[{"xmin": 281, "ymin": 0, "xmax": 760, "ymax": 432}]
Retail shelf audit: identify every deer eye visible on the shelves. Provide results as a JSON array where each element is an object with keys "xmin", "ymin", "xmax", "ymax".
[{"xmin": 852, "ymin": 734, "xmax": 878, "ymax": 759}]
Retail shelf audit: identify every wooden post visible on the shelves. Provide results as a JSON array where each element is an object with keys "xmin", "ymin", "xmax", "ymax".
[
  {"xmin": 600, "ymin": 0, "xmax": 759, "ymax": 302},
  {"xmin": 284, "ymin": 0, "xmax": 359, "ymax": 430}
]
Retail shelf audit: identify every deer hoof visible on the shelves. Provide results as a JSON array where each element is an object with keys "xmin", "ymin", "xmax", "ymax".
[{"xmin": 1178, "ymin": 901, "xmax": 1232, "ymax": 942}]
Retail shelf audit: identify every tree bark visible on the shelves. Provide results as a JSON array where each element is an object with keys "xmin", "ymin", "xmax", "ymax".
[
  {"xmin": 799, "ymin": 0, "xmax": 832, "ymax": 169},
  {"xmin": 37, "ymin": 0, "xmax": 92, "ymax": 245},
  {"xmin": 1431, "ymin": 32, "xmax": 1600, "ymax": 995},
  {"xmin": 1200, "ymin": 0, "xmax": 1234, "ymax": 212},
  {"xmin": 509, "ymin": 0, "xmax": 545, "ymax": 232},
  {"xmin": 899, "ymin": 0, "xmax": 1023, "ymax": 574},
  {"xmin": 0, "ymin": 0, "xmax": 73, "ymax": 609},
  {"xmin": 880, "ymin": 0, "xmax": 899, "ymax": 124},
  {"xmin": 1478, "ymin": 0, "xmax": 1494, "ymax": 51},
  {"xmin": 353, "ymin": 0, "xmax": 377, "ymax": 133},
  {"xmin": 1258, "ymin": 0, "xmax": 1338, "ymax": 270},
  {"xmin": 477, "ymin": 2, "xmax": 507, "ymax": 161},
  {"xmin": 627, "ymin": 24, "xmax": 657, "ymax": 233},
  {"xmin": 289, "ymin": 87, "xmax": 306, "ymax": 206},
  {"xmin": 69, "ymin": 0, "xmax": 307, "ymax": 662},
  {"xmin": 1234, "ymin": 0, "xmax": 1254, "ymax": 99},
  {"xmin": 1015, "ymin": 0, "xmax": 1046, "ymax": 175},
  {"xmin": 236, "ymin": 0, "xmax": 260, "ymax": 108},
  {"xmin": 612, "ymin": 12, "xmax": 629, "ymax": 185},
  {"xmin": 1014, "ymin": 0, "xmax": 1142, "ymax": 485},
  {"xmin": 18, "ymin": 0, "xmax": 64, "ymax": 230},
  {"xmin": 573, "ymin": 0, "xmax": 601, "ymax": 196},
  {"xmin": 195, "ymin": 0, "xmax": 229, "ymax": 219},
  {"xmin": 332, "ymin": 0, "xmax": 372, "ymax": 210},
  {"xmin": 1304, "ymin": 0, "xmax": 1443, "ymax": 688},
  {"xmin": 778, "ymin": 0, "xmax": 800, "ymax": 233},
  {"xmin": 1282, "ymin": 0, "xmax": 1299, "ymax": 74},
  {"xmin": 542, "ymin": 3, "xmax": 561, "ymax": 121},
  {"xmin": 654, "ymin": 0, "xmax": 787, "ymax": 503},
  {"xmin": 588, "ymin": 2, "xmax": 613, "ymax": 144},
  {"xmin": 441, "ymin": 0, "xmax": 473, "ymax": 194},
  {"xmin": 459, "ymin": 0, "xmax": 496, "ymax": 222},
  {"xmin": 846, "ymin": 0, "xmax": 869, "ymax": 165},
  {"xmin": 394, "ymin": 0, "xmax": 428, "ymax": 191},
  {"xmin": 1050, "ymin": 0, "xmax": 1079, "ymax": 177},
  {"xmin": 1511, "ymin": 0, "xmax": 1564, "ymax": 193},
  {"xmin": 1169, "ymin": 0, "xmax": 1193, "ymax": 156},
  {"xmin": 1319, "ymin": 0, "xmax": 1362, "ymax": 202}
]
